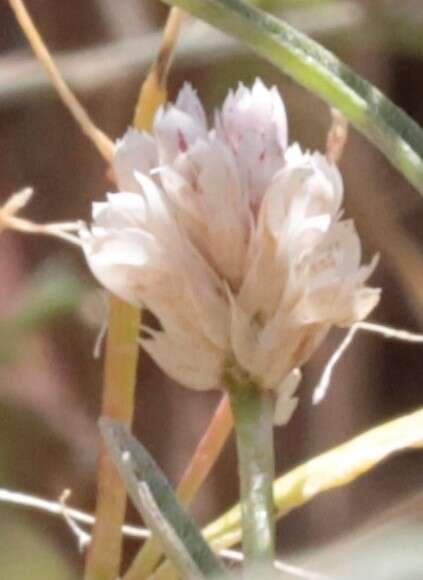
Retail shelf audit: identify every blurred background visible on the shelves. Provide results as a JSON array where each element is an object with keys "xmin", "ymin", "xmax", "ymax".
[{"xmin": 1, "ymin": 0, "xmax": 423, "ymax": 578}]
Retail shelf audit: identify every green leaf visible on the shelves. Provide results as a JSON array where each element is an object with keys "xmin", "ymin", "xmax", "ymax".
[
  {"xmin": 135, "ymin": 482, "xmax": 206, "ymax": 579},
  {"xmin": 159, "ymin": 0, "xmax": 423, "ymax": 195},
  {"xmin": 99, "ymin": 418, "xmax": 230, "ymax": 580}
]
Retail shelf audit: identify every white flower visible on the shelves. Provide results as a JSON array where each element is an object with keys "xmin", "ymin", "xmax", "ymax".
[{"xmin": 81, "ymin": 79, "xmax": 380, "ymax": 419}]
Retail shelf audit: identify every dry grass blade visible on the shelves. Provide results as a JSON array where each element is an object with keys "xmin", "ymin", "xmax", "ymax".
[{"xmin": 8, "ymin": 0, "xmax": 114, "ymax": 161}]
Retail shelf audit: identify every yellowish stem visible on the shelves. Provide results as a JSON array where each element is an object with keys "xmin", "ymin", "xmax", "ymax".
[
  {"xmin": 177, "ymin": 395, "xmax": 233, "ymax": 505},
  {"xmin": 124, "ymin": 395, "xmax": 233, "ymax": 580},
  {"xmin": 86, "ymin": 8, "xmax": 184, "ymax": 580},
  {"xmin": 133, "ymin": 8, "xmax": 185, "ymax": 129},
  {"xmin": 8, "ymin": 0, "xmax": 114, "ymax": 162},
  {"xmin": 83, "ymin": 45, "xmax": 174, "ymax": 580},
  {"xmin": 84, "ymin": 299, "xmax": 141, "ymax": 580}
]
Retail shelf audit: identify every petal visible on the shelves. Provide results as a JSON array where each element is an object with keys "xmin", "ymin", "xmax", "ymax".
[
  {"xmin": 257, "ymin": 313, "xmax": 328, "ymax": 389},
  {"xmin": 140, "ymin": 328, "xmax": 224, "ymax": 390},
  {"xmin": 113, "ymin": 128, "xmax": 158, "ymax": 192},
  {"xmin": 300, "ymin": 283, "xmax": 380, "ymax": 327},
  {"xmin": 159, "ymin": 137, "xmax": 249, "ymax": 286},
  {"xmin": 154, "ymin": 84, "xmax": 208, "ymax": 164},
  {"xmin": 237, "ymin": 223, "xmax": 289, "ymax": 321},
  {"xmin": 306, "ymin": 220, "xmax": 362, "ymax": 290},
  {"xmin": 175, "ymin": 83, "xmax": 207, "ymax": 129},
  {"xmin": 261, "ymin": 163, "xmax": 313, "ymax": 240},
  {"xmin": 274, "ymin": 397, "xmax": 298, "ymax": 426},
  {"xmin": 256, "ymin": 324, "xmax": 302, "ymax": 389},
  {"xmin": 340, "ymin": 287, "xmax": 381, "ymax": 326},
  {"xmin": 309, "ymin": 152, "xmax": 344, "ymax": 215},
  {"xmin": 216, "ymin": 79, "xmax": 288, "ymax": 205},
  {"xmin": 187, "ymin": 139, "xmax": 249, "ymax": 284},
  {"xmin": 219, "ymin": 79, "xmax": 287, "ymax": 151},
  {"xmin": 140, "ymin": 222, "xmax": 231, "ymax": 350},
  {"xmin": 279, "ymin": 145, "xmax": 343, "ymax": 224},
  {"xmin": 92, "ymin": 192, "xmax": 146, "ymax": 229},
  {"xmin": 273, "ymin": 368, "xmax": 302, "ymax": 426},
  {"xmin": 81, "ymin": 227, "xmax": 160, "ymax": 305}
]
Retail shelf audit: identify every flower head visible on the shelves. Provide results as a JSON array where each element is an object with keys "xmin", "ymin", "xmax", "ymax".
[{"xmin": 81, "ymin": 79, "xmax": 380, "ymax": 419}]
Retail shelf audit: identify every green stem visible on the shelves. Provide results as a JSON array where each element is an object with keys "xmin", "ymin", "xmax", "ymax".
[
  {"xmin": 227, "ymin": 378, "xmax": 276, "ymax": 575},
  {"xmin": 203, "ymin": 408, "xmax": 423, "ymax": 554}
]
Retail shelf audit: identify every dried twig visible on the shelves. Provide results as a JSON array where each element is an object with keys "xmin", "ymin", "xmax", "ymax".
[
  {"xmin": 0, "ymin": 188, "xmax": 82, "ymax": 246},
  {"xmin": 8, "ymin": 0, "xmax": 114, "ymax": 161},
  {"xmin": 0, "ymin": 487, "xmax": 326, "ymax": 579}
]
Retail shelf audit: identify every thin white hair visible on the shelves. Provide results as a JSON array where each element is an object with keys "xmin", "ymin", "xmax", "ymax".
[{"xmin": 313, "ymin": 321, "xmax": 423, "ymax": 404}]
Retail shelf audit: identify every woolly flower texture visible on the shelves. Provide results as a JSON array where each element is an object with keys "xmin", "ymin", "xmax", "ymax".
[{"xmin": 81, "ymin": 79, "xmax": 380, "ymax": 424}]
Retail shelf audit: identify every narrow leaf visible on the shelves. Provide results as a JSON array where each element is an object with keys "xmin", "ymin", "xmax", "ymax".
[
  {"xmin": 136, "ymin": 481, "xmax": 205, "ymax": 580},
  {"xmin": 160, "ymin": 0, "xmax": 423, "ymax": 195},
  {"xmin": 99, "ymin": 418, "xmax": 230, "ymax": 579}
]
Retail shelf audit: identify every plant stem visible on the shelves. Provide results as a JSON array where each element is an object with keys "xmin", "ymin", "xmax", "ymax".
[
  {"xmin": 84, "ymin": 9, "xmax": 184, "ymax": 579},
  {"xmin": 177, "ymin": 394, "xmax": 233, "ymax": 504},
  {"xmin": 84, "ymin": 299, "xmax": 140, "ymax": 580},
  {"xmin": 227, "ymin": 378, "xmax": 276, "ymax": 575},
  {"xmin": 133, "ymin": 7, "xmax": 184, "ymax": 130},
  {"xmin": 203, "ymin": 407, "xmax": 423, "ymax": 555}
]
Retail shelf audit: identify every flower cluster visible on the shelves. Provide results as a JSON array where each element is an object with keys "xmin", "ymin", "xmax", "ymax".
[{"xmin": 81, "ymin": 79, "xmax": 379, "ymax": 421}]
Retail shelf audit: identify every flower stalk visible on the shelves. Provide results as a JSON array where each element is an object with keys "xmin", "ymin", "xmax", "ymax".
[{"xmin": 227, "ymin": 375, "xmax": 276, "ymax": 575}]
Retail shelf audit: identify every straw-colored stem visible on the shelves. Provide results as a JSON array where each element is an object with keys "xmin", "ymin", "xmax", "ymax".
[
  {"xmin": 83, "ymin": 68, "xmax": 165, "ymax": 580},
  {"xmin": 8, "ymin": 0, "xmax": 114, "ymax": 162},
  {"xmin": 133, "ymin": 8, "xmax": 185, "ymax": 129},
  {"xmin": 85, "ymin": 7, "xmax": 184, "ymax": 580},
  {"xmin": 83, "ymin": 299, "xmax": 140, "ymax": 580},
  {"xmin": 124, "ymin": 395, "xmax": 233, "ymax": 580},
  {"xmin": 177, "ymin": 395, "xmax": 233, "ymax": 504}
]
